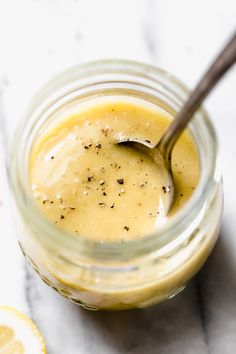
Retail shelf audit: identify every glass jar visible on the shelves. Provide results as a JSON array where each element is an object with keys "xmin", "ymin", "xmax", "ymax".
[{"xmin": 8, "ymin": 60, "xmax": 222, "ymax": 310}]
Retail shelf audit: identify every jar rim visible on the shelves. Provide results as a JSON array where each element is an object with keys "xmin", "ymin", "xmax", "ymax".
[{"xmin": 9, "ymin": 59, "xmax": 218, "ymax": 260}]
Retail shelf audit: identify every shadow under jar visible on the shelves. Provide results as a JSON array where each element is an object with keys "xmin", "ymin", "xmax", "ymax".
[{"xmin": 9, "ymin": 60, "xmax": 223, "ymax": 310}]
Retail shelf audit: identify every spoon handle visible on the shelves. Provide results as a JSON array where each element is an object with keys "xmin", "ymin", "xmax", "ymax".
[{"xmin": 159, "ymin": 31, "xmax": 236, "ymax": 160}]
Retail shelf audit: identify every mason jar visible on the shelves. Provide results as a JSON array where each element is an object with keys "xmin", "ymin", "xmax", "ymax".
[{"xmin": 8, "ymin": 60, "xmax": 223, "ymax": 310}]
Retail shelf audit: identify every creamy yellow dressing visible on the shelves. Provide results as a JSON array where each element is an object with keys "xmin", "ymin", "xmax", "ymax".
[{"xmin": 30, "ymin": 99, "xmax": 200, "ymax": 242}]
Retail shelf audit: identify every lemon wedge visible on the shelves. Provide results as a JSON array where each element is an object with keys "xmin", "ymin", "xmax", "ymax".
[{"xmin": 0, "ymin": 306, "xmax": 46, "ymax": 354}]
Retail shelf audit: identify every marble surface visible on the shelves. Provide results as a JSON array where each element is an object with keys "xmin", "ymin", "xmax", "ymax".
[{"xmin": 0, "ymin": 1, "xmax": 236, "ymax": 353}]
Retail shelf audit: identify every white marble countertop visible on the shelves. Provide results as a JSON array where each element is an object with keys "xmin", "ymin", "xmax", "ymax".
[{"xmin": 0, "ymin": 1, "xmax": 236, "ymax": 353}]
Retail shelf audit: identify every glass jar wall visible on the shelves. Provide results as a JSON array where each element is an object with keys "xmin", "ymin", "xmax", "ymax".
[{"xmin": 9, "ymin": 61, "xmax": 222, "ymax": 310}]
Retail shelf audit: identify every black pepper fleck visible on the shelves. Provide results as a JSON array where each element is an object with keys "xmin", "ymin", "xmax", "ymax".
[
  {"xmin": 101, "ymin": 128, "xmax": 109, "ymax": 136},
  {"xmin": 124, "ymin": 226, "xmax": 129, "ymax": 231},
  {"xmin": 162, "ymin": 185, "xmax": 172, "ymax": 193},
  {"xmin": 117, "ymin": 178, "xmax": 124, "ymax": 184},
  {"xmin": 60, "ymin": 215, "xmax": 65, "ymax": 219}
]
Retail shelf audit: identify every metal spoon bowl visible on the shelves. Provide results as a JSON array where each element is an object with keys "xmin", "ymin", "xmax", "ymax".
[{"xmin": 119, "ymin": 31, "xmax": 236, "ymax": 214}]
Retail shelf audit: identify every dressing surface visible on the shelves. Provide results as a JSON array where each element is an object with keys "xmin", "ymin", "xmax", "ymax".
[{"xmin": 30, "ymin": 99, "xmax": 199, "ymax": 241}]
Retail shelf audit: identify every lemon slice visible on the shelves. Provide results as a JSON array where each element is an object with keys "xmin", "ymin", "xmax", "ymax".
[{"xmin": 0, "ymin": 306, "xmax": 46, "ymax": 354}]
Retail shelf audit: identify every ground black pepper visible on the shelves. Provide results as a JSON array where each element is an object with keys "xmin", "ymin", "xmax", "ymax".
[
  {"xmin": 117, "ymin": 178, "xmax": 124, "ymax": 184},
  {"xmin": 101, "ymin": 128, "xmax": 109, "ymax": 136}
]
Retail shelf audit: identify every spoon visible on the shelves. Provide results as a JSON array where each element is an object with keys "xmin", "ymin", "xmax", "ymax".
[{"xmin": 119, "ymin": 32, "xmax": 236, "ymax": 213}]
